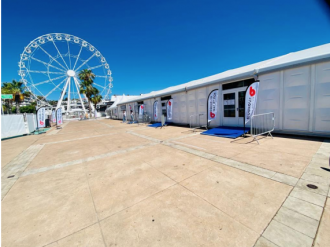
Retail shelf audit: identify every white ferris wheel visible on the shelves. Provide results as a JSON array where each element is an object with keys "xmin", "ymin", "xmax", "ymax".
[{"xmin": 18, "ymin": 33, "xmax": 113, "ymax": 115}]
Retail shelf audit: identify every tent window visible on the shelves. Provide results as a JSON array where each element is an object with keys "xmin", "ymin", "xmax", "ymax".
[
  {"xmin": 161, "ymin": 96, "xmax": 171, "ymax": 101},
  {"xmin": 222, "ymin": 78, "xmax": 254, "ymax": 90}
]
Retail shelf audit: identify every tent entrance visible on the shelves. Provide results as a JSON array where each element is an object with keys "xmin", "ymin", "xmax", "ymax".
[{"xmin": 222, "ymin": 87, "xmax": 246, "ymax": 127}]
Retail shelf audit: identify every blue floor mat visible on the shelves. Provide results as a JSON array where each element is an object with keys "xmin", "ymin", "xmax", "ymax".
[
  {"xmin": 201, "ymin": 126, "xmax": 248, "ymax": 139},
  {"xmin": 148, "ymin": 122, "xmax": 162, "ymax": 127}
]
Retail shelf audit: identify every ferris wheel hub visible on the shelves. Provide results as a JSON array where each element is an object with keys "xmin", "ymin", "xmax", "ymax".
[{"xmin": 67, "ymin": 70, "xmax": 76, "ymax": 77}]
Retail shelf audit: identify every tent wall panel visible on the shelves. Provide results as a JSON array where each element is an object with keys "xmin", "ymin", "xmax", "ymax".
[
  {"xmin": 172, "ymin": 93, "xmax": 180, "ymax": 123},
  {"xmin": 283, "ymin": 65, "xmax": 311, "ymax": 131},
  {"xmin": 258, "ymin": 72, "xmax": 281, "ymax": 130},
  {"xmin": 187, "ymin": 89, "xmax": 198, "ymax": 126},
  {"xmin": 314, "ymin": 61, "xmax": 330, "ymax": 132},
  {"xmin": 179, "ymin": 93, "xmax": 188, "ymax": 124}
]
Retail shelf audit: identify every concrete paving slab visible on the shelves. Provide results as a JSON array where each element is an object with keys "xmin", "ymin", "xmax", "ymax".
[
  {"xmin": 301, "ymin": 173, "xmax": 330, "ymax": 186},
  {"xmin": 304, "ymin": 167, "xmax": 330, "ymax": 178},
  {"xmin": 132, "ymin": 126, "xmax": 195, "ymax": 141},
  {"xmin": 2, "ymin": 144, "xmax": 44, "ymax": 200},
  {"xmin": 233, "ymin": 148, "xmax": 312, "ymax": 178},
  {"xmin": 180, "ymin": 164, "xmax": 292, "ymax": 234},
  {"xmin": 26, "ymin": 132, "xmax": 150, "ymax": 170},
  {"xmin": 283, "ymin": 196, "xmax": 323, "ymax": 221},
  {"xmin": 290, "ymin": 187, "xmax": 326, "ymax": 207},
  {"xmin": 44, "ymin": 223, "xmax": 105, "ymax": 247},
  {"xmin": 100, "ymin": 185, "xmax": 259, "ymax": 247},
  {"xmin": 1, "ymin": 135, "xmax": 41, "ymax": 168},
  {"xmin": 85, "ymin": 152, "xmax": 176, "ymax": 220},
  {"xmin": 263, "ymin": 220, "xmax": 313, "ymax": 247},
  {"xmin": 274, "ymin": 207, "xmax": 319, "ymax": 238},
  {"xmin": 271, "ymin": 173, "xmax": 298, "ymax": 186},
  {"xmin": 257, "ymin": 136, "xmax": 322, "ymax": 157},
  {"xmin": 295, "ymin": 179, "xmax": 329, "ymax": 196},
  {"xmin": 170, "ymin": 135, "xmax": 250, "ymax": 158},
  {"xmin": 1, "ymin": 166, "xmax": 97, "ymax": 247},
  {"xmin": 254, "ymin": 237, "xmax": 279, "ymax": 247},
  {"xmin": 140, "ymin": 145, "xmax": 215, "ymax": 182},
  {"xmin": 314, "ymin": 199, "xmax": 330, "ymax": 247}
]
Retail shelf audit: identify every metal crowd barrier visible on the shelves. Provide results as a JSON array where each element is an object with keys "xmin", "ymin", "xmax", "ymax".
[
  {"xmin": 137, "ymin": 113, "xmax": 151, "ymax": 125},
  {"xmin": 250, "ymin": 112, "xmax": 275, "ymax": 144},
  {"xmin": 189, "ymin": 113, "xmax": 208, "ymax": 132}
]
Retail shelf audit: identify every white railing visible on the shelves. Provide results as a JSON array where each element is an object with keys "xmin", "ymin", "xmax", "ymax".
[
  {"xmin": 190, "ymin": 113, "xmax": 208, "ymax": 132},
  {"xmin": 250, "ymin": 112, "xmax": 275, "ymax": 144}
]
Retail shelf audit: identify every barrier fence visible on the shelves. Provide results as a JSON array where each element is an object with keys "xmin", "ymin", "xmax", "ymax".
[
  {"xmin": 190, "ymin": 113, "xmax": 208, "ymax": 132},
  {"xmin": 250, "ymin": 112, "xmax": 275, "ymax": 144}
]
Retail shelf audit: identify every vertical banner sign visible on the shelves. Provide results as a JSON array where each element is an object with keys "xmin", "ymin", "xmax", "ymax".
[
  {"xmin": 129, "ymin": 105, "xmax": 132, "ymax": 111},
  {"xmin": 208, "ymin": 90, "xmax": 218, "ymax": 121},
  {"xmin": 139, "ymin": 104, "xmax": 144, "ymax": 116},
  {"xmin": 56, "ymin": 108, "xmax": 63, "ymax": 125},
  {"xmin": 245, "ymin": 82, "xmax": 259, "ymax": 124},
  {"xmin": 167, "ymin": 99, "xmax": 173, "ymax": 120},
  {"xmin": 52, "ymin": 110, "xmax": 56, "ymax": 123},
  {"xmin": 37, "ymin": 107, "xmax": 46, "ymax": 128},
  {"xmin": 153, "ymin": 101, "xmax": 158, "ymax": 120}
]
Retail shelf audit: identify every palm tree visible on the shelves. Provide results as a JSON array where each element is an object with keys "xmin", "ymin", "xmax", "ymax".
[
  {"xmin": 78, "ymin": 69, "xmax": 97, "ymax": 118},
  {"xmin": 91, "ymin": 93, "xmax": 102, "ymax": 117},
  {"xmin": 1, "ymin": 80, "xmax": 30, "ymax": 114}
]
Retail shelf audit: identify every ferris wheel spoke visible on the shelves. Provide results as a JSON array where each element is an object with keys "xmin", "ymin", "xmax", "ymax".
[
  {"xmin": 93, "ymin": 82, "xmax": 106, "ymax": 89},
  {"xmin": 99, "ymin": 87, "xmax": 106, "ymax": 96},
  {"xmin": 94, "ymin": 75, "xmax": 107, "ymax": 78},
  {"xmin": 28, "ymin": 70, "xmax": 65, "ymax": 75},
  {"xmin": 75, "ymin": 53, "xmax": 96, "ymax": 72},
  {"xmin": 30, "ymin": 57, "xmax": 66, "ymax": 72},
  {"xmin": 38, "ymin": 45, "xmax": 68, "ymax": 71},
  {"xmin": 67, "ymin": 41, "xmax": 72, "ymax": 69},
  {"xmin": 51, "ymin": 40, "xmax": 69, "ymax": 70},
  {"xmin": 73, "ymin": 44, "xmax": 83, "ymax": 70},
  {"xmin": 34, "ymin": 75, "xmax": 67, "ymax": 86},
  {"xmin": 43, "ymin": 77, "xmax": 67, "ymax": 99},
  {"xmin": 87, "ymin": 64, "xmax": 104, "ymax": 70}
]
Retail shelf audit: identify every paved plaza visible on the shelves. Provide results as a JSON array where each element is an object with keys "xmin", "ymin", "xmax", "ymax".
[{"xmin": 1, "ymin": 119, "xmax": 330, "ymax": 247}]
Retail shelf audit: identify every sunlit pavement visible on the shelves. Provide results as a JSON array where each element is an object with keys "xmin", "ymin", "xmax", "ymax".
[{"xmin": 1, "ymin": 119, "xmax": 330, "ymax": 247}]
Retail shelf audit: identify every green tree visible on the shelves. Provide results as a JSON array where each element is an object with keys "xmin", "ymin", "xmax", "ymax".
[
  {"xmin": 1, "ymin": 80, "xmax": 31, "ymax": 114},
  {"xmin": 78, "ymin": 69, "xmax": 97, "ymax": 118},
  {"xmin": 91, "ymin": 93, "xmax": 102, "ymax": 117}
]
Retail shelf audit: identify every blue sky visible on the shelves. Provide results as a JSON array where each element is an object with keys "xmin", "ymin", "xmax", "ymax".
[{"xmin": 2, "ymin": 0, "xmax": 330, "ymax": 97}]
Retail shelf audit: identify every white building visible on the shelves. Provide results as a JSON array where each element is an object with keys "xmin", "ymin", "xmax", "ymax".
[{"xmin": 116, "ymin": 43, "xmax": 330, "ymax": 136}]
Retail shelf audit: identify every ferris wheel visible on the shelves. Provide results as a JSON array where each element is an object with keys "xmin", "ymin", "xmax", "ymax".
[{"xmin": 18, "ymin": 33, "xmax": 113, "ymax": 114}]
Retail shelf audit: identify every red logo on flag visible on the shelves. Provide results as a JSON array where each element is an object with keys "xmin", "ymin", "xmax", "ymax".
[
  {"xmin": 40, "ymin": 121, "xmax": 44, "ymax": 125},
  {"xmin": 141, "ymin": 105, "xmax": 144, "ymax": 109},
  {"xmin": 59, "ymin": 120, "xmax": 62, "ymax": 123},
  {"xmin": 210, "ymin": 112, "xmax": 215, "ymax": 118},
  {"xmin": 168, "ymin": 101, "xmax": 171, "ymax": 106},
  {"xmin": 249, "ymin": 87, "xmax": 256, "ymax": 96}
]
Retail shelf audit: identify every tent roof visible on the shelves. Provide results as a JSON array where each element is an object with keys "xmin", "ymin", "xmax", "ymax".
[
  {"xmin": 119, "ymin": 43, "xmax": 330, "ymax": 105},
  {"xmin": 109, "ymin": 95, "xmax": 139, "ymax": 109}
]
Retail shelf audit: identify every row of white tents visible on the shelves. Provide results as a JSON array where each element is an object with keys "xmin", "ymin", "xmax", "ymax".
[{"xmin": 107, "ymin": 43, "xmax": 330, "ymax": 136}]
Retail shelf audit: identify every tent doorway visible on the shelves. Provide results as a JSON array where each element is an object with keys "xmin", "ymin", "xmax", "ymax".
[{"xmin": 222, "ymin": 87, "xmax": 246, "ymax": 127}]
